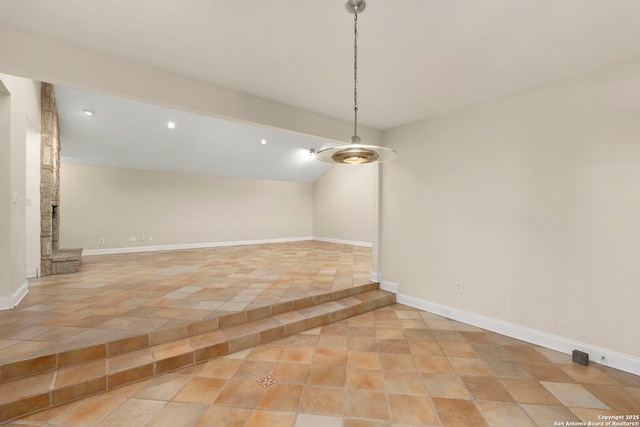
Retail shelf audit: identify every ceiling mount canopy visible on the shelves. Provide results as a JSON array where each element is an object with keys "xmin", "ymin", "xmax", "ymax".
[{"xmin": 316, "ymin": 0, "xmax": 397, "ymax": 165}]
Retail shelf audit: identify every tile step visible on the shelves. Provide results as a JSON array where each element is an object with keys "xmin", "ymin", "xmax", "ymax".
[{"xmin": 0, "ymin": 287, "xmax": 395, "ymax": 423}]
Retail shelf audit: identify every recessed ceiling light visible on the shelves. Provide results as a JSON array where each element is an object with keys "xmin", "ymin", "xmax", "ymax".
[
  {"xmin": 261, "ymin": 139, "xmax": 267, "ymax": 145},
  {"xmin": 82, "ymin": 109, "xmax": 94, "ymax": 116},
  {"xmin": 167, "ymin": 121, "xmax": 176, "ymax": 129}
]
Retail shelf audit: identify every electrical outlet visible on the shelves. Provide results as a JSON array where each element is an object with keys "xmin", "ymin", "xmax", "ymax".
[
  {"xmin": 456, "ymin": 282, "xmax": 462, "ymax": 292},
  {"xmin": 128, "ymin": 236, "xmax": 136, "ymax": 242},
  {"xmin": 98, "ymin": 237, "xmax": 105, "ymax": 244},
  {"xmin": 148, "ymin": 236, "xmax": 153, "ymax": 241}
]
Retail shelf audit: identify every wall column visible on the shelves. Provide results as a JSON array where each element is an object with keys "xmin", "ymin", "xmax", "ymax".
[{"xmin": 40, "ymin": 83, "xmax": 61, "ymax": 276}]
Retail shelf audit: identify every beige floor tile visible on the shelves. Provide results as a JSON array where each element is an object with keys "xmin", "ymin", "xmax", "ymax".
[
  {"xmin": 307, "ymin": 365, "xmax": 346, "ymax": 387},
  {"xmin": 173, "ymin": 377, "xmax": 226, "ymax": 404},
  {"xmin": 346, "ymin": 351, "xmax": 381, "ymax": 370},
  {"xmin": 280, "ymin": 347, "xmax": 315, "ymax": 364},
  {"xmin": 294, "ymin": 413, "xmax": 342, "ymax": 427},
  {"xmin": 311, "ymin": 349, "xmax": 347, "ymax": 366},
  {"xmin": 448, "ymin": 357, "xmax": 494, "ymax": 377},
  {"xmin": 344, "ymin": 389, "xmax": 390, "ymax": 420},
  {"xmin": 300, "ymin": 385, "xmax": 344, "ymax": 416},
  {"xmin": 378, "ymin": 339, "xmax": 411, "ymax": 354},
  {"xmin": 422, "ymin": 374, "xmax": 471, "ymax": 399},
  {"xmin": 408, "ymin": 340, "xmax": 444, "ymax": 356},
  {"xmin": 195, "ymin": 406, "xmax": 251, "ymax": 427},
  {"xmin": 383, "ymin": 371, "xmax": 426, "ymax": 395},
  {"xmin": 500, "ymin": 378, "xmax": 562, "ymax": 405},
  {"xmin": 272, "ymin": 362, "xmax": 310, "ymax": 384},
  {"xmin": 432, "ymin": 397, "xmax": 487, "ymax": 427},
  {"xmin": 51, "ymin": 396, "xmax": 126, "ymax": 426},
  {"xmin": 582, "ymin": 384, "xmax": 640, "ymax": 413},
  {"xmin": 388, "ymin": 394, "xmax": 438, "ymax": 425},
  {"xmin": 533, "ymin": 347, "xmax": 573, "ymax": 363},
  {"xmin": 379, "ymin": 353, "xmax": 416, "ymax": 372},
  {"xmin": 95, "ymin": 398, "xmax": 166, "ymax": 427},
  {"xmin": 625, "ymin": 386, "xmax": 640, "ymax": 399},
  {"xmin": 245, "ymin": 410, "xmax": 295, "ymax": 427},
  {"xmin": 346, "ymin": 367, "xmax": 385, "ymax": 390},
  {"xmin": 146, "ymin": 402, "xmax": 207, "ymax": 427},
  {"xmin": 133, "ymin": 374, "xmax": 191, "ymax": 401},
  {"xmin": 503, "ymin": 345, "xmax": 551, "ymax": 363},
  {"xmin": 520, "ymin": 403, "xmax": 581, "ymax": 426},
  {"xmin": 462, "ymin": 376, "xmax": 514, "ymax": 401},
  {"xmin": 438, "ymin": 342, "xmax": 478, "ymax": 358},
  {"xmin": 348, "ymin": 337, "xmax": 379, "ymax": 352},
  {"xmin": 475, "ymin": 400, "xmax": 536, "ymax": 427},
  {"xmin": 317, "ymin": 335, "xmax": 349, "ymax": 351},
  {"xmin": 214, "ymin": 379, "xmax": 263, "ymax": 408},
  {"xmin": 521, "ymin": 361, "xmax": 577, "ymax": 382},
  {"xmin": 559, "ymin": 363, "xmax": 622, "ymax": 385},
  {"xmin": 485, "ymin": 358, "xmax": 534, "ymax": 379},
  {"xmin": 569, "ymin": 407, "xmax": 621, "ymax": 422},
  {"xmin": 17, "ymin": 402, "xmax": 72, "ymax": 423},
  {"xmin": 196, "ymin": 358, "xmax": 241, "ymax": 378},
  {"xmin": 343, "ymin": 419, "xmax": 391, "ymax": 427},
  {"xmin": 256, "ymin": 383, "xmax": 303, "ymax": 411},
  {"xmin": 232, "ymin": 359, "xmax": 276, "ymax": 380},
  {"xmin": 414, "ymin": 355, "xmax": 454, "ymax": 374},
  {"xmin": 541, "ymin": 381, "xmax": 609, "ymax": 409},
  {"xmin": 103, "ymin": 379, "xmax": 150, "ymax": 397}
]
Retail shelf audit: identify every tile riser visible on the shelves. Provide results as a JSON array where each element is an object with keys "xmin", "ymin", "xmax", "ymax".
[
  {"xmin": 0, "ymin": 289, "xmax": 395, "ymax": 424},
  {"xmin": 0, "ymin": 283, "xmax": 379, "ymax": 384}
]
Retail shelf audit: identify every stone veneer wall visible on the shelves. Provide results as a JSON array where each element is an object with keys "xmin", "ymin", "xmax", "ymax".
[{"xmin": 40, "ymin": 83, "xmax": 61, "ymax": 276}]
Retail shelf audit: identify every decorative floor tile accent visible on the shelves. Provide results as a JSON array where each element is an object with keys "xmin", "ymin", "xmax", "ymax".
[{"xmin": 257, "ymin": 375, "xmax": 279, "ymax": 388}]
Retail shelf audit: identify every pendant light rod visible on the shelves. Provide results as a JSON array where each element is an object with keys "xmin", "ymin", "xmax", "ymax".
[
  {"xmin": 352, "ymin": 4, "xmax": 359, "ymax": 143},
  {"xmin": 315, "ymin": 0, "xmax": 397, "ymax": 164}
]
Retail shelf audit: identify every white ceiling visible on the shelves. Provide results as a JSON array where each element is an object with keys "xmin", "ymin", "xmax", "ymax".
[
  {"xmin": 54, "ymin": 85, "xmax": 337, "ymax": 183},
  {"xmin": 3, "ymin": 0, "xmax": 640, "ymax": 181}
]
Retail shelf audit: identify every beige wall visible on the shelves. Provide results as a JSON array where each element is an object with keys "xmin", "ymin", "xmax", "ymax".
[
  {"xmin": 60, "ymin": 163, "xmax": 313, "ymax": 250},
  {"xmin": 381, "ymin": 60, "xmax": 640, "ymax": 360},
  {"xmin": 313, "ymin": 164, "xmax": 374, "ymax": 246},
  {"xmin": 0, "ymin": 73, "xmax": 40, "ymax": 308}
]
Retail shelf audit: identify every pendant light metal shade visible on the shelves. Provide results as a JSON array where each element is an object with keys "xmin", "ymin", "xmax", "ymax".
[
  {"xmin": 315, "ymin": 0, "xmax": 397, "ymax": 165},
  {"xmin": 315, "ymin": 143, "xmax": 396, "ymax": 164}
]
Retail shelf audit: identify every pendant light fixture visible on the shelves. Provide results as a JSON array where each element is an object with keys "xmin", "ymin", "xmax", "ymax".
[{"xmin": 316, "ymin": 0, "xmax": 397, "ymax": 164}]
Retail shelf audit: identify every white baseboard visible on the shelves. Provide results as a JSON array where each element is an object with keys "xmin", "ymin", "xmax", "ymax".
[
  {"xmin": 390, "ymin": 288, "xmax": 640, "ymax": 377},
  {"xmin": 312, "ymin": 236, "xmax": 372, "ymax": 248},
  {"xmin": 380, "ymin": 279, "xmax": 399, "ymax": 293},
  {"xmin": 0, "ymin": 281, "xmax": 29, "ymax": 310}
]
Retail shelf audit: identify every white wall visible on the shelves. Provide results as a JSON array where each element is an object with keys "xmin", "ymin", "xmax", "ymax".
[
  {"xmin": 0, "ymin": 74, "xmax": 40, "ymax": 308},
  {"xmin": 313, "ymin": 163, "xmax": 374, "ymax": 246},
  {"xmin": 0, "ymin": 82, "xmax": 11, "ymax": 303},
  {"xmin": 25, "ymin": 120, "xmax": 41, "ymax": 278},
  {"xmin": 381, "ymin": 60, "xmax": 640, "ymax": 365},
  {"xmin": 60, "ymin": 163, "xmax": 313, "ymax": 251}
]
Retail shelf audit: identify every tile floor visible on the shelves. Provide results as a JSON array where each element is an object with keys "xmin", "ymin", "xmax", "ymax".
[
  {"xmin": 7, "ymin": 304, "xmax": 640, "ymax": 427},
  {"xmin": 0, "ymin": 241, "xmax": 371, "ymax": 363},
  {"xmin": 2, "ymin": 241, "xmax": 639, "ymax": 426}
]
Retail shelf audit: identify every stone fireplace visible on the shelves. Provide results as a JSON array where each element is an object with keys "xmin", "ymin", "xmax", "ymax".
[{"xmin": 40, "ymin": 83, "xmax": 81, "ymax": 276}]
